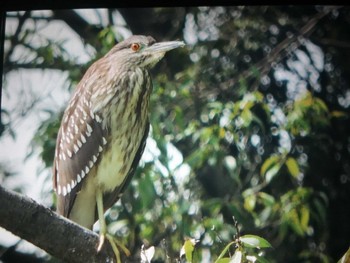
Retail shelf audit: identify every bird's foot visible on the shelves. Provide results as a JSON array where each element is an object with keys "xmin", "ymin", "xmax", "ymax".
[
  {"xmin": 96, "ymin": 190, "xmax": 129, "ymax": 262},
  {"xmin": 97, "ymin": 233, "xmax": 105, "ymax": 252},
  {"xmin": 97, "ymin": 232, "xmax": 130, "ymax": 263}
]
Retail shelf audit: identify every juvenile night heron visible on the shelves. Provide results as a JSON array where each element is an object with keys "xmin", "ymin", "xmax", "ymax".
[{"xmin": 52, "ymin": 35, "xmax": 185, "ymax": 261}]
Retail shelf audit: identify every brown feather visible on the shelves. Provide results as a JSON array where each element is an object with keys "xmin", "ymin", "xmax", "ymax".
[{"xmin": 53, "ymin": 85, "xmax": 108, "ymax": 217}]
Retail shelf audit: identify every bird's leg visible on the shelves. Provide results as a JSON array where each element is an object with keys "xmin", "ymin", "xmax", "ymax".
[
  {"xmin": 96, "ymin": 189, "xmax": 130, "ymax": 263},
  {"xmin": 96, "ymin": 189, "xmax": 107, "ymax": 251}
]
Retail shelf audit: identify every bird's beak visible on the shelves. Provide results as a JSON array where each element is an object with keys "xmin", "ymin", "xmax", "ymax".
[{"xmin": 145, "ymin": 41, "xmax": 186, "ymax": 54}]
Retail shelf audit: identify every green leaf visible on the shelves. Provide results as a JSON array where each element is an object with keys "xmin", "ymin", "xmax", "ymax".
[
  {"xmin": 265, "ymin": 164, "xmax": 281, "ymax": 183},
  {"xmin": 249, "ymin": 252, "xmax": 272, "ymax": 263},
  {"xmin": 215, "ymin": 241, "xmax": 236, "ymax": 263},
  {"xmin": 314, "ymin": 97, "xmax": 329, "ymax": 113},
  {"xmin": 241, "ymin": 107, "xmax": 253, "ymax": 126},
  {"xmin": 285, "ymin": 157, "xmax": 300, "ymax": 178},
  {"xmin": 138, "ymin": 172, "xmax": 156, "ymax": 209},
  {"xmin": 300, "ymin": 205, "xmax": 310, "ymax": 232},
  {"xmin": 260, "ymin": 155, "xmax": 279, "ymax": 177},
  {"xmin": 331, "ymin": 110, "xmax": 348, "ymax": 118},
  {"xmin": 240, "ymin": 235, "xmax": 272, "ymax": 248},
  {"xmin": 285, "ymin": 209, "xmax": 305, "ymax": 236},
  {"xmin": 216, "ymin": 258, "xmax": 231, "ymax": 263},
  {"xmin": 181, "ymin": 238, "xmax": 197, "ymax": 263},
  {"xmin": 261, "ymin": 155, "xmax": 286, "ymax": 183},
  {"xmin": 337, "ymin": 247, "xmax": 350, "ymax": 263},
  {"xmin": 257, "ymin": 192, "xmax": 275, "ymax": 207},
  {"xmin": 244, "ymin": 193, "xmax": 256, "ymax": 212},
  {"xmin": 230, "ymin": 249, "xmax": 243, "ymax": 263}
]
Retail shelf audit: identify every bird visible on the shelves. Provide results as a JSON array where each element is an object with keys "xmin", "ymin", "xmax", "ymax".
[{"xmin": 52, "ymin": 35, "xmax": 185, "ymax": 262}]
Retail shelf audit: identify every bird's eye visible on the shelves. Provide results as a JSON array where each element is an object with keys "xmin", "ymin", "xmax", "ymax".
[{"xmin": 131, "ymin": 43, "xmax": 141, "ymax": 52}]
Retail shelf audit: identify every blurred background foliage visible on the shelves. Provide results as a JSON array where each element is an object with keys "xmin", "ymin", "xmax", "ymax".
[{"xmin": 1, "ymin": 5, "xmax": 350, "ymax": 263}]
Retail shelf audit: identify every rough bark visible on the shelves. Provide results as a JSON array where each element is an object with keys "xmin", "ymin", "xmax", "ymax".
[{"xmin": 0, "ymin": 185, "xmax": 118, "ymax": 263}]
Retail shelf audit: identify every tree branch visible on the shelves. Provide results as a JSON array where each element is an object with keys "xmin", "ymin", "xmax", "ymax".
[
  {"xmin": 0, "ymin": 185, "xmax": 117, "ymax": 263},
  {"xmin": 118, "ymin": 8, "xmax": 186, "ymax": 41},
  {"xmin": 5, "ymin": 61, "xmax": 82, "ymax": 72},
  {"xmin": 52, "ymin": 10, "xmax": 103, "ymax": 50},
  {"xmin": 220, "ymin": 6, "xmax": 343, "ymax": 93},
  {"xmin": 3, "ymin": 11, "xmax": 31, "ymax": 70}
]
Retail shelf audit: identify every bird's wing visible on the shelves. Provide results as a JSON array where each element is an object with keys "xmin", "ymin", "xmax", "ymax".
[
  {"xmin": 97, "ymin": 121, "xmax": 150, "ymax": 219},
  {"xmin": 53, "ymin": 89, "xmax": 108, "ymax": 218}
]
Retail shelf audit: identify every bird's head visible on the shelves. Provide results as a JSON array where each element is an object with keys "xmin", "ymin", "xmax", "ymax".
[{"xmin": 105, "ymin": 35, "xmax": 185, "ymax": 69}]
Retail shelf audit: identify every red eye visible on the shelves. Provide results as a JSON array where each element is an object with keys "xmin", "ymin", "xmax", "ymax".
[{"xmin": 131, "ymin": 43, "xmax": 140, "ymax": 52}]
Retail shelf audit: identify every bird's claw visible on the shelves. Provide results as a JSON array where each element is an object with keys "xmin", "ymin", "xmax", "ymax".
[
  {"xmin": 97, "ymin": 234, "xmax": 105, "ymax": 252},
  {"xmin": 97, "ymin": 232, "xmax": 130, "ymax": 263},
  {"xmin": 107, "ymin": 234, "xmax": 130, "ymax": 257}
]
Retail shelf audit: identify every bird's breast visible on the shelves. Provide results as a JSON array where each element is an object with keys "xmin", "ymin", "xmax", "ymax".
[
  {"xmin": 95, "ymin": 68, "xmax": 151, "ymax": 192},
  {"xmin": 95, "ymin": 128, "xmax": 144, "ymax": 192}
]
